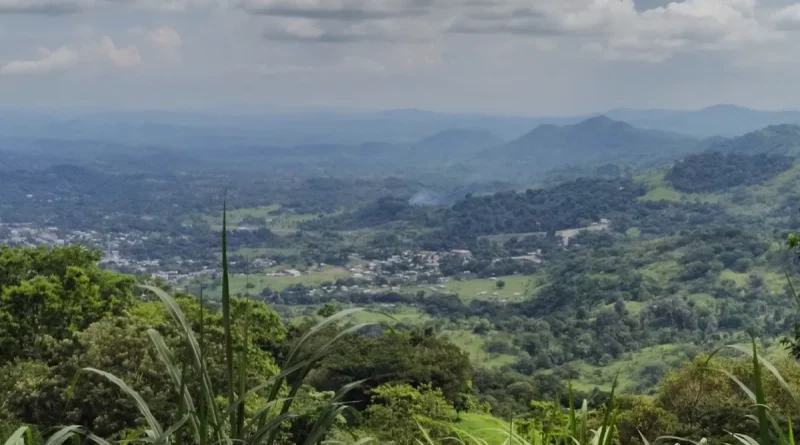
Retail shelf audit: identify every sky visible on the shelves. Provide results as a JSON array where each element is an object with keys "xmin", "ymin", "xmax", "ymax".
[{"xmin": 3, "ymin": 0, "xmax": 800, "ymax": 115}]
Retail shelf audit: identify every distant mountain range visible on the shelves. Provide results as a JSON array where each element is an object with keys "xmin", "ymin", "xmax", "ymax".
[
  {"xmin": 604, "ymin": 104, "xmax": 800, "ymax": 137},
  {"xmin": 471, "ymin": 116, "xmax": 708, "ymax": 178},
  {"xmin": 708, "ymin": 124, "xmax": 800, "ymax": 155},
  {"xmin": 7, "ymin": 104, "xmax": 800, "ymax": 148},
  {"xmin": 7, "ymin": 105, "xmax": 800, "ymax": 187}
]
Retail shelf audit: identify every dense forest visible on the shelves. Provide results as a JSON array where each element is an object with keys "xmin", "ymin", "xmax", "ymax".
[{"xmin": 666, "ymin": 152, "xmax": 793, "ymax": 193}]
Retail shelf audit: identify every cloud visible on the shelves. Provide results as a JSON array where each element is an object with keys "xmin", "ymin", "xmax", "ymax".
[
  {"xmin": 0, "ymin": 0, "xmax": 90, "ymax": 14},
  {"xmin": 0, "ymin": 46, "xmax": 78, "ymax": 75},
  {"xmin": 237, "ymin": 0, "xmax": 432, "ymax": 21},
  {"xmin": 0, "ymin": 0, "xmax": 220, "ymax": 14},
  {"xmin": 147, "ymin": 26, "xmax": 182, "ymax": 53},
  {"xmin": 99, "ymin": 36, "xmax": 142, "ymax": 67},
  {"xmin": 261, "ymin": 14, "xmax": 436, "ymax": 43},
  {"xmin": 2, "ymin": 36, "xmax": 143, "ymax": 75},
  {"xmin": 448, "ymin": 0, "xmax": 775, "ymax": 62},
  {"xmin": 238, "ymin": 55, "xmax": 385, "ymax": 74},
  {"xmin": 771, "ymin": 3, "xmax": 800, "ymax": 29}
]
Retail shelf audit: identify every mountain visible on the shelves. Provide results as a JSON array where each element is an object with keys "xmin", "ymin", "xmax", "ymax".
[
  {"xmin": 709, "ymin": 124, "xmax": 800, "ymax": 155},
  {"xmin": 606, "ymin": 105, "xmax": 800, "ymax": 137},
  {"xmin": 475, "ymin": 116, "xmax": 701, "ymax": 177},
  {"xmin": 412, "ymin": 129, "xmax": 504, "ymax": 161}
]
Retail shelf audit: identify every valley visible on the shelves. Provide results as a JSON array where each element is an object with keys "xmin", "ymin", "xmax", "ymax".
[
  {"xmin": 6, "ymin": 107, "xmax": 800, "ymax": 445},
  {"xmin": 4, "ymin": 110, "xmax": 800, "ymax": 397}
]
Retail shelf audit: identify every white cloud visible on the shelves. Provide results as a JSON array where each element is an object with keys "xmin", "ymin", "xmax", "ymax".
[
  {"xmin": 99, "ymin": 36, "xmax": 142, "ymax": 67},
  {"xmin": 771, "ymin": 3, "xmax": 800, "ymax": 29},
  {"xmin": 0, "ymin": 46, "xmax": 78, "ymax": 75},
  {"xmin": 2, "ymin": 36, "xmax": 143, "ymax": 75},
  {"xmin": 147, "ymin": 26, "xmax": 183, "ymax": 53},
  {"xmin": 234, "ymin": 55, "xmax": 385, "ymax": 74},
  {"xmin": 448, "ymin": 0, "xmax": 778, "ymax": 62}
]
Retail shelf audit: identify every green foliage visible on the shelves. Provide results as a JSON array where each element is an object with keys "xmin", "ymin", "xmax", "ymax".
[
  {"xmin": 0, "ymin": 246, "xmax": 135, "ymax": 363},
  {"xmin": 365, "ymin": 383, "xmax": 456, "ymax": 445},
  {"xmin": 616, "ymin": 395, "xmax": 678, "ymax": 445},
  {"xmin": 308, "ymin": 328, "xmax": 474, "ymax": 409},
  {"xmin": 667, "ymin": 152, "xmax": 793, "ymax": 193}
]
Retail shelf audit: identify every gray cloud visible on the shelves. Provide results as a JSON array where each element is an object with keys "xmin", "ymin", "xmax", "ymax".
[
  {"xmin": 445, "ymin": 0, "xmax": 776, "ymax": 62},
  {"xmin": 0, "ymin": 0, "xmax": 88, "ymax": 14},
  {"xmin": 238, "ymin": 0, "xmax": 434, "ymax": 20},
  {"xmin": 0, "ymin": 46, "xmax": 78, "ymax": 74},
  {"xmin": 5, "ymin": 0, "xmax": 800, "ymax": 115}
]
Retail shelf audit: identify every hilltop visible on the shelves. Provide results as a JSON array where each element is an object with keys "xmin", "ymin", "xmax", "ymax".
[{"xmin": 473, "ymin": 115, "xmax": 702, "ymax": 177}]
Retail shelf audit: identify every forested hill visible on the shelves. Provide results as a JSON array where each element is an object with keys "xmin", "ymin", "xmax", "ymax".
[
  {"xmin": 306, "ymin": 178, "xmax": 646, "ymax": 235},
  {"xmin": 412, "ymin": 129, "xmax": 504, "ymax": 161},
  {"xmin": 667, "ymin": 152, "xmax": 793, "ymax": 193},
  {"xmin": 710, "ymin": 124, "xmax": 800, "ymax": 154},
  {"xmin": 476, "ymin": 116, "xmax": 702, "ymax": 173}
]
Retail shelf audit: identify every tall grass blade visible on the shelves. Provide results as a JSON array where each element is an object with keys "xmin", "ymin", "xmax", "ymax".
[
  {"xmin": 3, "ymin": 427, "xmax": 30, "ymax": 445},
  {"xmin": 748, "ymin": 339, "xmax": 771, "ymax": 445},
  {"xmin": 579, "ymin": 399, "xmax": 588, "ymax": 445},
  {"xmin": 785, "ymin": 272, "xmax": 800, "ymax": 309},
  {"xmin": 302, "ymin": 405, "xmax": 352, "ymax": 445},
  {"xmin": 139, "ymin": 285, "xmax": 222, "ymax": 437},
  {"xmin": 152, "ymin": 416, "xmax": 191, "ymax": 445},
  {"xmin": 568, "ymin": 381, "xmax": 577, "ymax": 441},
  {"xmin": 257, "ymin": 309, "xmax": 368, "ymax": 430},
  {"xmin": 198, "ymin": 286, "xmax": 208, "ymax": 445},
  {"xmin": 221, "ymin": 200, "xmax": 236, "ymax": 438},
  {"xmin": 45, "ymin": 427, "xmax": 112, "ymax": 445},
  {"xmin": 596, "ymin": 376, "xmax": 618, "ymax": 445},
  {"xmin": 147, "ymin": 329, "xmax": 201, "ymax": 442},
  {"xmin": 81, "ymin": 368, "xmax": 163, "ymax": 438},
  {"xmin": 637, "ymin": 430, "xmax": 651, "ymax": 445},
  {"xmin": 731, "ymin": 343, "xmax": 800, "ymax": 409},
  {"xmin": 249, "ymin": 413, "xmax": 299, "ymax": 445}
]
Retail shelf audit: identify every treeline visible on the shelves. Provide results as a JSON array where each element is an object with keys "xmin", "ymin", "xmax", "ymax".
[
  {"xmin": 667, "ymin": 152, "xmax": 793, "ymax": 193},
  {"xmin": 308, "ymin": 178, "xmax": 646, "ymax": 245}
]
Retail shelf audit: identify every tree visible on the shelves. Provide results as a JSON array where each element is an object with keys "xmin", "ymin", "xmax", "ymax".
[
  {"xmin": 0, "ymin": 246, "xmax": 136, "ymax": 364},
  {"xmin": 496, "ymin": 280, "xmax": 506, "ymax": 289},
  {"xmin": 617, "ymin": 395, "xmax": 678, "ymax": 445},
  {"xmin": 365, "ymin": 384, "xmax": 455, "ymax": 445},
  {"xmin": 1, "ymin": 296, "xmax": 285, "ymax": 437},
  {"xmin": 308, "ymin": 329, "xmax": 473, "ymax": 409}
]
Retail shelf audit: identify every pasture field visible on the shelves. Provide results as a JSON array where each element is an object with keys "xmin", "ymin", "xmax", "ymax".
[
  {"xmin": 443, "ymin": 329, "xmax": 518, "ymax": 368},
  {"xmin": 205, "ymin": 204, "xmax": 318, "ymax": 234},
  {"xmin": 191, "ymin": 265, "xmax": 352, "ymax": 299},
  {"xmin": 405, "ymin": 274, "xmax": 547, "ymax": 303}
]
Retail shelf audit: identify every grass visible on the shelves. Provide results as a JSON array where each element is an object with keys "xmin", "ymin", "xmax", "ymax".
[
  {"xmin": 640, "ymin": 259, "xmax": 683, "ymax": 284},
  {"xmin": 625, "ymin": 227, "xmax": 641, "ymax": 238},
  {"xmin": 197, "ymin": 266, "xmax": 352, "ymax": 298},
  {"xmin": 346, "ymin": 306, "xmax": 431, "ymax": 325},
  {"xmin": 565, "ymin": 344, "xmax": 694, "ymax": 393},
  {"xmin": 720, "ymin": 268, "xmax": 786, "ymax": 294},
  {"xmin": 639, "ymin": 187, "xmax": 681, "ymax": 202},
  {"xmin": 456, "ymin": 412, "xmax": 511, "ymax": 444},
  {"xmin": 233, "ymin": 247, "xmax": 300, "ymax": 257},
  {"xmin": 720, "ymin": 269, "xmax": 750, "ymax": 287},
  {"xmin": 204, "ymin": 204, "xmax": 318, "ymax": 235},
  {"xmin": 443, "ymin": 329, "xmax": 518, "ymax": 368},
  {"xmin": 406, "ymin": 275, "xmax": 546, "ymax": 303}
]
